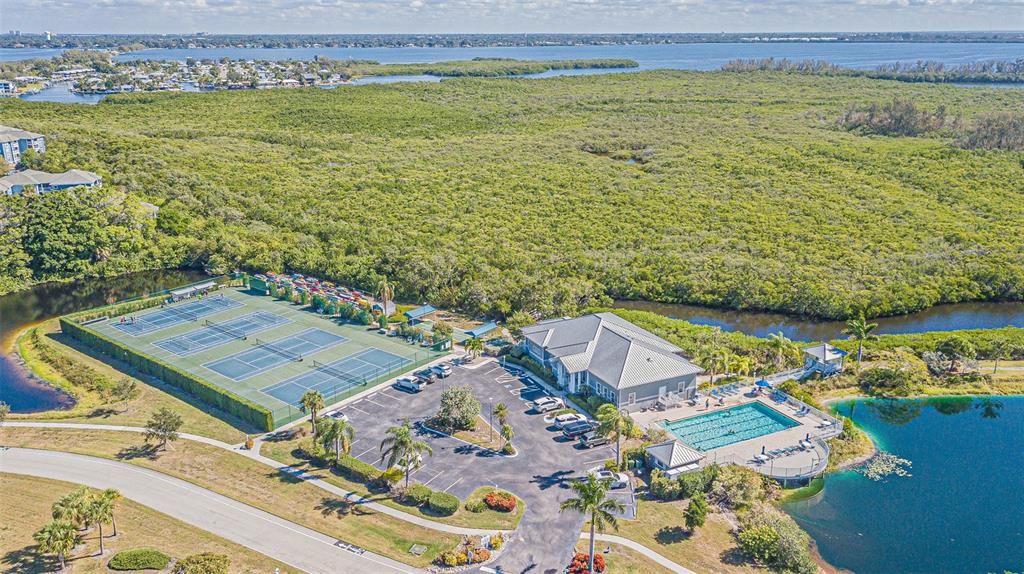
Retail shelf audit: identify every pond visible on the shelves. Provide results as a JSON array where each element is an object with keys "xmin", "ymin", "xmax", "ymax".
[
  {"xmin": 784, "ymin": 396, "xmax": 1024, "ymax": 574},
  {"xmin": 613, "ymin": 300, "xmax": 1024, "ymax": 342},
  {"xmin": 0, "ymin": 269, "xmax": 208, "ymax": 412}
]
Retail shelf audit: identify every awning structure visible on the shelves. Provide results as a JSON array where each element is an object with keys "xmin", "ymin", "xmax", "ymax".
[
  {"xmin": 464, "ymin": 321, "xmax": 497, "ymax": 339},
  {"xmin": 170, "ymin": 281, "xmax": 216, "ymax": 297},
  {"xmin": 404, "ymin": 305, "xmax": 437, "ymax": 321},
  {"xmin": 755, "ymin": 379, "xmax": 774, "ymax": 388}
]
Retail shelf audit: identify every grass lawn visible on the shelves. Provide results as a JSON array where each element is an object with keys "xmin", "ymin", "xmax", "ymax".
[
  {"xmin": 13, "ymin": 319, "xmax": 250, "ymax": 443},
  {"xmin": 0, "ymin": 472, "xmax": 297, "ymax": 574},
  {"xmin": 599, "ymin": 543, "xmax": 676, "ymax": 574},
  {"xmin": 260, "ymin": 426, "xmax": 524, "ymax": 531},
  {"xmin": 0, "ymin": 427, "xmax": 458, "ymax": 567},
  {"xmin": 591, "ymin": 498, "xmax": 761, "ymax": 574},
  {"xmin": 453, "ymin": 415, "xmax": 505, "ymax": 452}
]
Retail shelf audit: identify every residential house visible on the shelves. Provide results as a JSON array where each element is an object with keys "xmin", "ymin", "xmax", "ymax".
[
  {"xmin": 0, "ymin": 169, "xmax": 102, "ymax": 195},
  {"xmin": 0, "ymin": 80, "xmax": 15, "ymax": 96},
  {"xmin": 0, "ymin": 125, "xmax": 46, "ymax": 165},
  {"xmin": 520, "ymin": 312, "xmax": 703, "ymax": 411}
]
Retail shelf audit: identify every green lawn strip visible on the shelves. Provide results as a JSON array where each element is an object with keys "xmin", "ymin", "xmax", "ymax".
[
  {"xmin": 452, "ymin": 415, "xmax": 505, "ymax": 452},
  {"xmin": 0, "ymin": 472, "xmax": 300, "ymax": 574},
  {"xmin": 0, "ymin": 427, "xmax": 457, "ymax": 567},
  {"xmin": 260, "ymin": 431, "xmax": 524, "ymax": 531},
  {"xmin": 13, "ymin": 319, "xmax": 249, "ymax": 443},
  {"xmin": 600, "ymin": 542, "xmax": 677, "ymax": 574}
]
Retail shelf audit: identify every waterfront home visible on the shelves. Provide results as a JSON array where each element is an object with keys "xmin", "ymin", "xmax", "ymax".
[
  {"xmin": 0, "ymin": 169, "xmax": 102, "ymax": 195},
  {"xmin": 645, "ymin": 439, "xmax": 704, "ymax": 477},
  {"xmin": 521, "ymin": 312, "xmax": 703, "ymax": 411},
  {"xmin": 0, "ymin": 125, "xmax": 46, "ymax": 165},
  {"xmin": 802, "ymin": 343, "xmax": 847, "ymax": 377}
]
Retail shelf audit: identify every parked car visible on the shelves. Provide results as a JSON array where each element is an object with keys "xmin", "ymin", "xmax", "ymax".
[
  {"xmin": 413, "ymin": 368, "xmax": 435, "ymax": 384},
  {"xmin": 588, "ymin": 468, "xmax": 627, "ymax": 487},
  {"xmin": 431, "ymin": 363, "xmax": 453, "ymax": 378},
  {"xmin": 327, "ymin": 410, "xmax": 349, "ymax": 422},
  {"xmin": 579, "ymin": 432, "xmax": 611, "ymax": 449},
  {"xmin": 532, "ymin": 396, "xmax": 565, "ymax": 413},
  {"xmin": 562, "ymin": 420, "xmax": 598, "ymax": 438},
  {"xmin": 394, "ymin": 376, "xmax": 424, "ymax": 393},
  {"xmin": 552, "ymin": 412, "xmax": 587, "ymax": 429}
]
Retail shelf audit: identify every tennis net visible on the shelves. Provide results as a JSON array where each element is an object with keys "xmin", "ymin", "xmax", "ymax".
[
  {"xmin": 205, "ymin": 319, "xmax": 247, "ymax": 341},
  {"xmin": 312, "ymin": 360, "xmax": 363, "ymax": 388},
  {"xmin": 166, "ymin": 305, "xmax": 199, "ymax": 322},
  {"xmin": 254, "ymin": 338, "xmax": 303, "ymax": 362}
]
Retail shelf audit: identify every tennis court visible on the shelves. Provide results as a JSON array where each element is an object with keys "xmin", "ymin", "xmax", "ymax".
[
  {"xmin": 153, "ymin": 311, "xmax": 291, "ymax": 356},
  {"xmin": 260, "ymin": 347, "xmax": 413, "ymax": 405},
  {"xmin": 112, "ymin": 296, "xmax": 242, "ymax": 336},
  {"xmin": 203, "ymin": 328, "xmax": 348, "ymax": 381}
]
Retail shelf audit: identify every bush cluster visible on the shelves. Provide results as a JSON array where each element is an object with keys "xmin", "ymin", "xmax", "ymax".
[
  {"xmin": 483, "ymin": 490, "xmax": 518, "ymax": 512},
  {"xmin": 738, "ymin": 503, "xmax": 817, "ymax": 574},
  {"xmin": 30, "ymin": 328, "xmax": 115, "ymax": 397},
  {"xmin": 173, "ymin": 553, "xmax": 230, "ymax": 574},
  {"xmin": 428, "ymin": 491, "xmax": 460, "ymax": 515},
  {"xmin": 108, "ymin": 548, "xmax": 171, "ymax": 571},
  {"xmin": 649, "ymin": 465, "xmax": 720, "ymax": 502},
  {"xmin": 404, "ymin": 484, "xmax": 433, "ymax": 505},
  {"xmin": 567, "ymin": 552, "xmax": 606, "ymax": 573}
]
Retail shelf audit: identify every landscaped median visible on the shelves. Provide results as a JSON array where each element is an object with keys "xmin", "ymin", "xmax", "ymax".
[
  {"xmin": 260, "ymin": 424, "xmax": 525, "ymax": 531},
  {"xmin": 0, "ymin": 427, "xmax": 459, "ymax": 567}
]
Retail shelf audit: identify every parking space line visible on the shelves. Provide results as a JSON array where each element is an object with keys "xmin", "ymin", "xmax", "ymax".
[
  {"xmin": 421, "ymin": 470, "xmax": 445, "ymax": 487},
  {"xmin": 354, "ymin": 446, "xmax": 376, "ymax": 460},
  {"xmin": 348, "ymin": 405, "xmax": 369, "ymax": 415},
  {"xmin": 363, "ymin": 398, "xmax": 391, "ymax": 409},
  {"xmin": 581, "ymin": 458, "xmax": 610, "ymax": 467},
  {"xmin": 442, "ymin": 476, "xmax": 464, "ymax": 493}
]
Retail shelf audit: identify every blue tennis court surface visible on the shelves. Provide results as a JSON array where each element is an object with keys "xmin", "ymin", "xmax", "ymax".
[
  {"xmin": 112, "ymin": 296, "xmax": 243, "ymax": 336},
  {"xmin": 153, "ymin": 312, "xmax": 291, "ymax": 356},
  {"xmin": 260, "ymin": 347, "xmax": 413, "ymax": 405},
  {"xmin": 203, "ymin": 328, "xmax": 347, "ymax": 381}
]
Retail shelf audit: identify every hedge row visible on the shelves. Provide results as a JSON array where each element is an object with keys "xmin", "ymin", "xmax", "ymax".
[
  {"xmin": 108, "ymin": 548, "xmax": 171, "ymax": 571},
  {"xmin": 59, "ymin": 318, "xmax": 274, "ymax": 431},
  {"xmin": 30, "ymin": 328, "xmax": 115, "ymax": 397}
]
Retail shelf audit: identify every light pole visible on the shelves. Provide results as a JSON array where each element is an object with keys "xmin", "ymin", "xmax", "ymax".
[{"xmin": 488, "ymin": 397, "xmax": 494, "ymax": 442}]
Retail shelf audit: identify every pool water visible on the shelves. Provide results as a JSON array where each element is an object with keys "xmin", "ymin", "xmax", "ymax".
[{"xmin": 663, "ymin": 402, "xmax": 799, "ymax": 451}]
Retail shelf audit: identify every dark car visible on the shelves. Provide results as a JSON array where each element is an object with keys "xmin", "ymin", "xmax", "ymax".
[
  {"xmin": 562, "ymin": 420, "xmax": 598, "ymax": 439},
  {"xmin": 413, "ymin": 368, "xmax": 435, "ymax": 384},
  {"xmin": 578, "ymin": 431, "xmax": 609, "ymax": 448}
]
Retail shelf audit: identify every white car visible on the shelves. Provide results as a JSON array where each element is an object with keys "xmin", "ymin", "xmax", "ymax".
[
  {"xmin": 552, "ymin": 412, "xmax": 587, "ymax": 429},
  {"xmin": 589, "ymin": 469, "xmax": 629, "ymax": 489},
  {"xmin": 532, "ymin": 396, "xmax": 565, "ymax": 413},
  {"xmin": 431, "ymin": 363, "xmax": 453, "ymax": 378},
  {"xmin": 394, "ymin": 376, "xmax": 424, "ymax": 393}
]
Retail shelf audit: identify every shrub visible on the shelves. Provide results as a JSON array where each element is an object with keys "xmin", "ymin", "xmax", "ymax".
[
  {"xmin": 173, "ymin": 553, "xmax": 230, "ymax": 574},
  {"xmin": 428, "ymin": 491, "xmax": 460, "ymax": 515},
  {"xmin": 483, "ymin": 490, "xmax": 517, "ymax": 512},
  {"xmin": 567, "ymin": 552, "xmax": 606, "ymax": 573},
  {"xmin": 465, "ymin": 499, "xmax": 486, "ymax": 513},
  {"xmin": 30, "ymin": 328, "xmax": 115, "ymax": 397},
  {"xmin": 472, "ymin": 548, "xmax": 491, "ymax": 562},
  {"xmin": 108, "ymin": 548, "xmax": 171, "ymax": 571},
  {"xmin": 337, "ymin": 453, "xmax": 382, "ymax": 484},
  {"xmin": 739, "ymin": 503, "xmax": 817, "ymax": 574},
  {"xmin": 439, "ymin": 551, "xmax": 459, "ymax": 567},
  {"xmin": 489, "ymin": 534, "xmax": 504, "ymax": 550},
  {"xmin": 404, "ymin": 484, "xmax": 433, "ymax": 505}
]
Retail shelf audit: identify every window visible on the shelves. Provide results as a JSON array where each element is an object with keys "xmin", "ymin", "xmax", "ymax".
[{"xmin": 627, "ymin": 392, "xmax": 636, "ymax": 404}]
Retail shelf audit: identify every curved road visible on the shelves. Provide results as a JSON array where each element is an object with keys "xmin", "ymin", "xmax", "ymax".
[{"xmin": 0, "ymin": 447, "xmax": 418, "ymax": 574}]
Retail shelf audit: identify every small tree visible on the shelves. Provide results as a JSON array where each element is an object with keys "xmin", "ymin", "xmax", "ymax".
[
  {"xmin": 505, "ymin": 311, "xmax": 535, "ymax": 340},
  {"xmin": 317, "ymin": 417, "xmax": 355, "ymax": 463},
  {"xmin": 102, "ymin": 489, "xmax": 122, "ymax": 537},
  {"xmin": 492, "ymin": 402, "xmax": 510, "ymax": 427},
  {"xmin": 684, "ymin": 492, "xmax": 709, "ymax": 532},
  {"xmin": 464, "ymin": 336, "xmax": 484, "ymax": 358},
  {"xmin": 378, "ymin": 313, "xmax": 389, "ymax": 329},
  {"xmin": 936, "ymin": 336, "xmax": 976, "ymax": 373},
  {"xmin": 500, "ymin": 423, "xmax": 514, "ymax": 450},
  {"xmin": 300, "ymin": 390, "xmax": 325, "ymax": 436},
  {"xmin": 435, "ymin": 385, "xmax": 481, "ymax": 432},
  {"xmin": 33, "ymin": 521, "xmax": 78, "ymax": 570},
  {"xmin": 112, "ymin": 379, "xmax": 140, "ymax": 412},
  {"xmin": 843, "ymin": 311, "xmax": 879, "ymax": 371},
  {"xmin": 432, "ymin": 320, "xmax": 454, "ymax": 342},
  {"xmin": 560, "ymin": 474, "xmax": 625, "ymax": 574},
  {"xmin": 145, "ymin": 407, "xmax": 183, "ymax": 450},
  {"xmin": 990, "ymin": 338, "xmax": 1017, "ymax": 373}
]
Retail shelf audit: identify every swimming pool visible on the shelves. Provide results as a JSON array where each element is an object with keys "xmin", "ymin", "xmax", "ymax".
[{"xmin": 663, "ymin": 402, "xmax": 799, "ymax": 451}]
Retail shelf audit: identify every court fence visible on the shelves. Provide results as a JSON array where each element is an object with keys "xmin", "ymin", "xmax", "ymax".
[
  {"xmin": 66, "ymin": 274, "xmax": 243, "ymax": 324},
  {"xmin": 268, "ymin": 349, "xmax": 438, "ymax": 428}
]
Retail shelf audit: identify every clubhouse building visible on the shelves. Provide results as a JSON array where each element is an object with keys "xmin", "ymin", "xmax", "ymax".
[{"xmin": 521, "ymin": 312, "xmax": 702, "ymax": 411}]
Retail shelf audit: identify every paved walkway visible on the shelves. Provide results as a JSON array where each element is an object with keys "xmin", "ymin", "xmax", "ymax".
[
  {"xmin": 1, "ymin": 421, "xmax": 496, "ymax": 537},
  {"xmin": 586, "ymin": 533, "xmax": 696, "ymax": 574},
  {"xmin": 0, "ymin": 448, "xmax": 417, "ymax": 574}
]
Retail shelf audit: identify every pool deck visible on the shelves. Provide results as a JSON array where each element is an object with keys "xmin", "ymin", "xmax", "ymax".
[{"xmin": 634, "ymin": 389, "xmax": 840, "ymax": 479}]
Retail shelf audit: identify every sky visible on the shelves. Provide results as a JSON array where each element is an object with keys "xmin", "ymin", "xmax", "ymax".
[{"xmin": 4, "ymin": 0, "xmax": 1024, "ymax": 35}]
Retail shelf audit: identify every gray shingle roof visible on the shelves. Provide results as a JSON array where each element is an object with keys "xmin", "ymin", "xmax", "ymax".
[
  {"xmin": 0, "ymin": 169, "xmax": 101, "ymax": 193},
  {"xmin": 0, "ymin": 125, "xmax": 44, "ymax": 143},
  {"xmin": 522, "ymin": 312, "xmax": 702, "ymax": 390}
]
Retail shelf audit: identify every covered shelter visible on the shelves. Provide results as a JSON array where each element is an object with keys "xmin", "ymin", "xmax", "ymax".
[
  {"xmin": 404, "ymin": 305, "xmax": 437, "ymax": 324},
  {"xmin": 645, "ymin": 439, "xmax": 704, "ymax": 477},
  {"xmin": 464, "ymin": 321, "xmax": 497, "ymax": 339},
  {"xmin": 169, "ymin": 281, "xmax": 216, "ymax": 300}
]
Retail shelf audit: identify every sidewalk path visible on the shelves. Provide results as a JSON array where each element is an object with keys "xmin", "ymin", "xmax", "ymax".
[
  {"xmin": 0, "ymin": 448, "xmax": 417, "ymax": 574},
  {"xmin": 587, "ymin": 533, "xmax": 696, "ymax": 574},
  {"xmin": 1, "ymin": 421, "xmax": 496, "ymax": 537}
]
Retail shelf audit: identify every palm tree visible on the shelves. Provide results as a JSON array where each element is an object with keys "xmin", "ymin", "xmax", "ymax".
[
  {"xmin": 767, "ymin": 331, "xmax": 798, "ymax": 371},
  {"xmin": 52, "ymin": 487, "xmax": 90, "ymax": 530},
  {"xmin": 500, "ymin": 423, "xmax": 514, "ymax": 450},
  {"xmin": 377, "ymin": 277, "xmax": 394, "ymax": 318},
  {"xmin": 317, "ymin": 417, "xmax": 355, "ymax": 463},
  {"xmin": 33, "ymin": 520, "xmax": 78, "ymax": 570},
  {"xmin": 379, "ymin": 421, "xmax": 433, "ymax": 489},
  {"xmin": 464, "ymin": 337, "xmax": 484, "ymax": 359},
  {"xmin": 707, "ymin": 348, "xmax": 734, "ymax": 384},
  {"xmin": 560, "ymin": 474, "xmax": 625, "ymax": 573},
  {"xmin": 843, "ymin": 311, "xmax": 879, "ymax": 371},
  {"xmin": 88, "ymin": 496, "xmax": 113, "ymax": 555},
  {"xmin": 595, "ymin": 403, "xmax": 635, "ymax": 468},
  {"xmin": 492, "ymin": 402, "xmax": 510, "ymax": 427},
  {"xmin": 102, "ymin": 489, "xmax": 122, "ymax": 537},
  {"xmin": 300, "ymin": 390, "xmax": 325, "ymax": 436},
  {"xmin": 732, "ymin": 355, "xmax": 753, "ymax": 379}
]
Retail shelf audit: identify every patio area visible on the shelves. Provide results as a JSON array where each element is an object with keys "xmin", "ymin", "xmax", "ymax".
[{"xmin": 635, "ymin": 385, "xmax": 842, "ymax": 481}]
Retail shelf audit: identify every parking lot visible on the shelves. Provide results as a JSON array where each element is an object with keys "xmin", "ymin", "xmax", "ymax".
[{"xmin": 326, "ymin": 358, "xmax": 622, "ymax": 500}]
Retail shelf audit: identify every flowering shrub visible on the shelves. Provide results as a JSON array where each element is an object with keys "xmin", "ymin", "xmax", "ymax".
[
  {"xmin": 567, "ymin": 552, "xmax": 606, "ymax": 573},
  {"xmin": 483, "ymin": 490, "xmax": 517, "ymax": 512}
]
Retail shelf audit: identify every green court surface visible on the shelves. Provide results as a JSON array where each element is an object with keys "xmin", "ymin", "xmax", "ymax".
[{"xmin": 85, "ymin": 287, "xmax": 442, "ymax": 427}]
